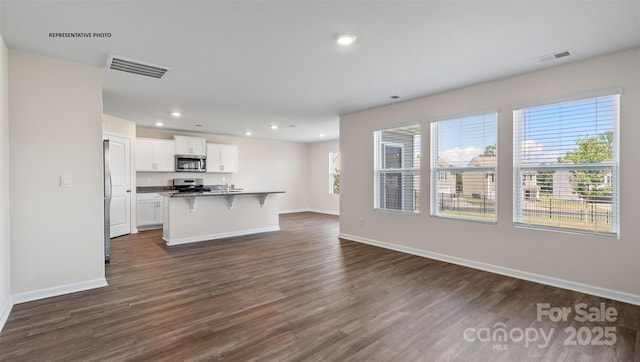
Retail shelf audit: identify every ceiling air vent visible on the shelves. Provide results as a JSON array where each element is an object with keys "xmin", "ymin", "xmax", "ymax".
[
  {"xmin": 107, "ymin": 55, "xmax": 169, "ymax": 79},
  {"xmin": 553, "ymin": 51, "xmax": 571, "ymax": 59},
  {"xmin": 536, "ymin": 49, "xmax": 574, "ymax": 63}
]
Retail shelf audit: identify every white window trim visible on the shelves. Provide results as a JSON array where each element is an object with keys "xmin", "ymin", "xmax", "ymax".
[
  {"xmin": 373, "ymin": 125, "xmax": 421, "ymax": 214},
  {"xmin": 512, "ymin": 87, "xmax": 622, "ymax": 111}
]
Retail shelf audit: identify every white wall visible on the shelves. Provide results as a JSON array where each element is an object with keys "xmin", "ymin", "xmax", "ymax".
[
  {"xmin": 103, "ymin": 114, "xmax": 138, "ymax": 231},
  {"xmin": 308, "ymin": 139, "xmax": 340, "ymax": 215},
  {"xmin": 135, "ymin": 128, "xmax": 310, "ymax": 213},
  {"xmin": 340, "ymin": 48, "xmax": 640, "ymax": 304},
  {"xmin": 0, "ymin": 35, "xmax": 12, "ymax": 330},
  {"xmin": 9, "ymin": 50, "xmax": 106, "ymax": 301}
]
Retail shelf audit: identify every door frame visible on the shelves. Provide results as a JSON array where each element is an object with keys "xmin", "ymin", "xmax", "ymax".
[{"xmin": 103, "ymin": 133, "xmax": 134, "ymax": 237}]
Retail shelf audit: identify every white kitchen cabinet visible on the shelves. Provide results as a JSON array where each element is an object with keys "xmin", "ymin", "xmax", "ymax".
[
  {"xmin": 137, "ymin": 193, "xmax": 164, "ymax": 228},
  {"xmin": 136, "ymin": 138, "xmax": 175, "ymax": 172},
  {"xmin": 206, "ymin": 143, "xmax": 238, "ymax": 173},
  {"xmin": 174, "ymin": 135, "xmax": 206, "ymax": 156}
]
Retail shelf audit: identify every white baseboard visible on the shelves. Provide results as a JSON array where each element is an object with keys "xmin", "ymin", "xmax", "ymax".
[
  {"xmin": 338, "ymin": 233, "xmax": 640, "ymax": 306},
  {"xmin": 280, "ymin": 208, "xmax": 340, "ymax": 216},
  {"xmin": 164, "ymin": 226, "xmax": 280, "ymax": 246},
  {"xmin": 136, "ymin": 224, "xmax": 162, "ymax": 232},
  {"xmin": 279, "ymin": 208, "xmax": 310, "ymax": 214},
  {"xmin": 308, "ymin": 208, "xmax": 340, "ymax": 216},
  {"xmin": 11, "ymin": 278, "xmax": 108, "ymax": 305},
  {"xmin": 0, "ymin": 296, "xmax": 12, "ymax": 332}
]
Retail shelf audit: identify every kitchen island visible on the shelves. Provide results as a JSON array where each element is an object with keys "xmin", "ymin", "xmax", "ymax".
[{"xmin": 161, "ymin": 190, "xmax": 285, "ymax": 246}]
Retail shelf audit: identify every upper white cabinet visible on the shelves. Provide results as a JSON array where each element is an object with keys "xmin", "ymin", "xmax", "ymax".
[
  {"xmin": 206, "ymin": 143, "xmax": 238, "ymax": 173},
  {"xmin": 174, "ymin": 135, "xmax": 206, "ymax": 156},
  {"xmin": 136, "ymin": 138, "xmax": 175, "ymax": 172}
]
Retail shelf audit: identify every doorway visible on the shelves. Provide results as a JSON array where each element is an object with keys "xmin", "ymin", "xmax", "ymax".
[{"xmin": 104, "ymin": 135, "xmax": 131, "ymax": 238}]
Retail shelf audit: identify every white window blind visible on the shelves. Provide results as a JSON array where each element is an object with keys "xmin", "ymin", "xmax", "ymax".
[
  {"xmin": 374, "ymin": 124, "xmax": 420, "ymax": 213},
  {"xmin": 430, "ymin": 113, "xmax": 497, "ymax": 222},
  {"xmin": 513, "ymin": 93, "xmax": 619, "ymax": 237}
]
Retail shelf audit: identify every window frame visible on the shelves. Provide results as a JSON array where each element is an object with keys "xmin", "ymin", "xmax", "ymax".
[
  {"xmin": 430, "ymin": 112, "xmax": 498, "ymax": 223},
  {"xmin": 512, "ymin": 90, "xmax": 620, "ymax": 238},
  {"xmin": 373, "ymin": 124, "xmax": 421, "ymax": 214},
  {"xmin": 328, "ymin": 152, "xmax": 340, "ymax": 195}
]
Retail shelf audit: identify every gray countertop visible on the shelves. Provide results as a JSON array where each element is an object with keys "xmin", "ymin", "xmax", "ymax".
[
  {"xmin": 160, "ymin": 190, "xmax": 285, "ymax": 198},
  {"xmin": 137, "ymin": 186, "xmax": 173, "ymax": 193}
]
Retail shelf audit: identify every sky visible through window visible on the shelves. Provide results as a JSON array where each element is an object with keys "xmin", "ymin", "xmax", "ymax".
[
  {"xmin": 436, "ymin": 114, "xmax": 497, "ymax": 167},
  {"xmin": 435, "ymin": 96, "xmax": 615, "ymax": 167},
  {"xmin": 519, "ymin": 96, "xmax": 615, "ymax": 165}
]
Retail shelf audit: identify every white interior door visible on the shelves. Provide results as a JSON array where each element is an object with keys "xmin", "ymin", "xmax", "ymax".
[{"xmin": 106, "ymin": 135, "xmax": 131, "ymax": 238}]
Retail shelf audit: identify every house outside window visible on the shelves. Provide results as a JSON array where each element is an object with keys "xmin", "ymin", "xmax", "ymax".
[
  {"xmin": 329, "ymin": 152, "xmax": 340, "ymax": 195},
  {"xmin": 373, "ymin": 124, "xmax": 421, "ymax": 213},
  {"xmin": 430, "ymin": 112, "xmax": 497, "ymax": 222},
  {"xmin": 513, "ymin": 92, "xmax": 619, "ymax": 237}
]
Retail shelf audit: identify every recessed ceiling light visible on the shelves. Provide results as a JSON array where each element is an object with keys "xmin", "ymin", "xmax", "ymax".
[
  {"xmin": 245, "ymin": 131, "xmax": 252, "ymax": 136},
  {"xmin": 390, "ymin": 95, "xmax": 400, "ymax": 99},
  {"xmin": 270, "ymin": 125, "xmax": 279, "ymax": 130},
  {"xmin": 289, "ymin": 125, "xmax": 296, "ymax": 128},
  {"xmin": 171, "ymin": 111, "xmax": 181, "ymax": 117},
  {"xmin": 335, "ymin": 33, "xmax": 357, "ymax": 46},
  {"xmin": 319, "ymin": 133, "xmax": 326, "ymax": 138},
  {"xmin": 155, "ymin": 122, "xmax": 164, "ymax": 127},
  {"xmin": 195, "ymin": 124, "xmax": 202, "ymax": 127}
]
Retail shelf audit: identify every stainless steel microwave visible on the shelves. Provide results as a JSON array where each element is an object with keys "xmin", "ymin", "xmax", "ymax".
[{"xmin": 175, "ymin": 155, "xmax": 206, "ymax": 172}]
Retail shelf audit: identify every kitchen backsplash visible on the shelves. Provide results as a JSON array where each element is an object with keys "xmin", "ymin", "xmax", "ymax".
[{"xmin": 136, "ymin": 173, "xmax": 235, "ymax": 187}]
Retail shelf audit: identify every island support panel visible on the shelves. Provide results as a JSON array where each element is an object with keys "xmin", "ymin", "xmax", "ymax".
[{"xmin": 163, "ymin": 193, "xmax": 281, "ymax": 245}]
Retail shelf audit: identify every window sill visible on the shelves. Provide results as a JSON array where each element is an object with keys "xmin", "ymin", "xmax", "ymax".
[
  {"xmin": 513, "ymin": 223, "xmax": 618, "ymax": 239},
  {"xmin": 374, "ymin": 208, "xmax": 420, "ymax": 216},
  {"xmin": 430, "ymin": 214, "xmax": 497, "ymax": 225}
]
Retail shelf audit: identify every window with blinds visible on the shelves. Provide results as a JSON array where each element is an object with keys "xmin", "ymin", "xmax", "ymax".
[
  {"xmin": 430, "ymin": 113, "xmax": 497, "ymax": 222},
  {"xmin": 374, "ymin": 124, "xmax": 421, "ymax": 213},
  {"xmin": 513, "ymin": 93, "xmax": 619, "ymax": 237}
]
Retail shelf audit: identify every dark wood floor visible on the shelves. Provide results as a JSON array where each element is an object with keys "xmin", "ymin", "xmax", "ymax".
[{"xmin": 1, "ymin": 212, "xmax": 638, "ymax": 361}]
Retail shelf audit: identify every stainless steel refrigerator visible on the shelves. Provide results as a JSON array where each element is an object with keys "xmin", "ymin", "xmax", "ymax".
[{"xmin": 103, "ymin": 139, "xmax": 111, "ymax": 262}]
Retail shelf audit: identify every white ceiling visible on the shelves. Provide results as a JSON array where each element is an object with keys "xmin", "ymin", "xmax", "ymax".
[{"xmin": 1, "ymin": 1, "xmax": 639, "ymax": 143}]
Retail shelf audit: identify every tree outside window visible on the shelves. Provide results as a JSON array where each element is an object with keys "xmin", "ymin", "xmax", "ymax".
[
  {"xmin": 560, "ymin": 130, "xmax": 613, "ymax": 201},
  {"xmin": 329, "ymin": 152, "xmax": 340, "ymax": 195}
]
